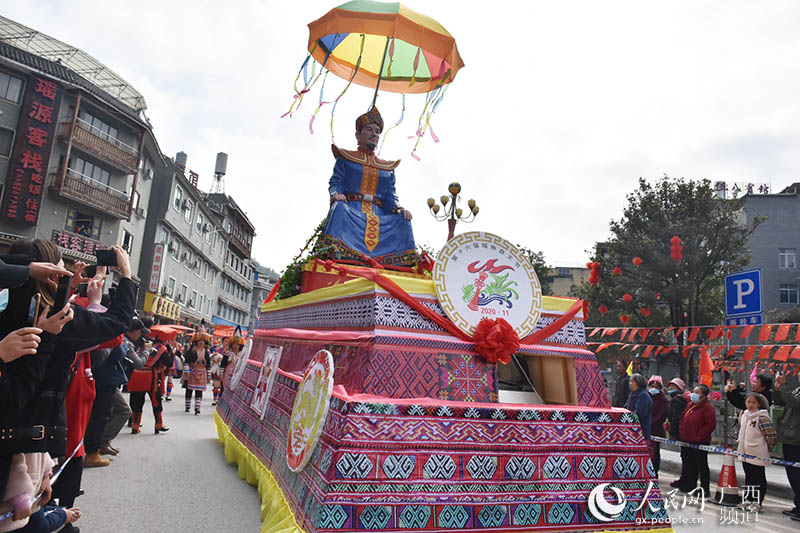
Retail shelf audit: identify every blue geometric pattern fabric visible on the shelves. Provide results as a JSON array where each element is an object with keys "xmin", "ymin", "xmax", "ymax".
[
  {"xmin": 383, "ymin": 455, "xmax": 415, "ymax": 479},
  {"xmin": 542, "ymin": 456, "xmax": 571, "ymax": 479},
  {"xmin": 505, "ymin": 457, "xmax": 536, "ymax": 480},
  {"xmin": 513, "ymin": 503, "xmax": 542, "ymax": 526},
  {"xmin": 547, "ymin": 503, "xmax": 575, "ymax": 524},
  {"xmin": 359, "ymin": 506, "xmax": 391, "ymax": 529},
  {"xmin": 400, "ymin": 506, "xmax": 431, "ymax": 529},
  {"xmin": 424, "ymin": 455, "xmax": 457, "ymax": 479},
  {"xmin": 467, "ymin": 455, "xmax": 497, "ymax": 479},
  {"xmin": 438, "ymin": 506, "xmax": 469, "ymax": 528},
  {"xmin": 478, "ymin": 506, "xmax": 507, "ymax": 528},
  {"xmin": 613, "ymin": 457, "xmax": 641, "ymax": 479},
  {"xmin": 336, "ymin": 453, "xmax": 374, "ymax": 479},
  {"xmin": 579, "ymin": 456, "xmax": 606, "ymax": 479}
]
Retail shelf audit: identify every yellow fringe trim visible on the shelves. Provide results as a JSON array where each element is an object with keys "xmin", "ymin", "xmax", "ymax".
[{"xmin": 215, "ymin": 411, "xmax": 306, "ymax": 533}]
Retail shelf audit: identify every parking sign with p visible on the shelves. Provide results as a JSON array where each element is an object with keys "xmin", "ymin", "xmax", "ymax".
[{"xmin": 725, "ymin": 269, "xmax": 762, "ymax": 322}]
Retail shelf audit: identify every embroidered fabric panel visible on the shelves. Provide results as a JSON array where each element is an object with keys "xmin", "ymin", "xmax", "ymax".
[{"xmin": 217, "ymin": 370, "xmax": 668, "ymax": 532}]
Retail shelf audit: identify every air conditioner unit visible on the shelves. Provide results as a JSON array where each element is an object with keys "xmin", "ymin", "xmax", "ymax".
[
  {"xmin": 193, "ymin": 260, "xmax": 200, "ymax": 269},
  {"xmin": 203, "ymin": 223, "xmax": 210, "ymax": 233},
  {"xmin": 167, "ymin": 241, "xmax": 175, "ymax": 252},
  {"xmin": 146, "ymin": 168, "xmax": 153, "ymax": 180},
  {"xmin": 181, "ymin": 252, "xmax": 189, "ymax": 261},
  {"xmin": 181, "ymin": 199, "xmax": 188, "ymax": 210},
  {"xmin": 160, "ymin": 286, "xmax": 169, "ymax": 296},
  {"xmin": 188, "ymin": 299, "xmax": 195, "ymax": 307},
  {"xmin": 177, "ymin": 295, "xmax": 184, "ymax": 303}
]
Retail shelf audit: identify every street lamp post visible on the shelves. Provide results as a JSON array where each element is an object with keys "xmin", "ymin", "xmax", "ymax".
[{"xmin": 427, "ymin": 182, "xmax": 479, "ymax": 242}]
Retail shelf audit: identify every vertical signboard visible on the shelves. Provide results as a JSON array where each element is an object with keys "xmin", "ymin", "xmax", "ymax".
[
  {"xmin": 724, "ymin": 269, "xmax": 763, "ymax": 326},
  {"xmin": 149, "ymin": 243, "xmax": 164, "ymax": 292},
  {"xmin": 1, "ymin": 77, "xmax": 62, "ymax": 224}
]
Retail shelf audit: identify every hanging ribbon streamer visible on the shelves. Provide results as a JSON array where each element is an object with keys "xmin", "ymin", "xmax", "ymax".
[
  {"xmin": 329, "ymin": 33, "xmax": 366, "ymax": 143},
  {"xmin": 377, "ymin": 93, "xmax": 405, "ymax": 155},
  {"xmin": 281, "ymin": 43, "xmax": 318, "ymax": 118},
  {"xmin": 309, "ymin": 70, "xmax": 330, "ymax": 134},
  {"xmin": 409, "ymin": 79, "xmax": 450, "ymax": 160},
  {"xmin": 386, "ymin": 38, "xmax": 396, "ymax": 78},
  {"xmin": 409, "ymin": 47, "xmax": 421, "ymax": 87}
]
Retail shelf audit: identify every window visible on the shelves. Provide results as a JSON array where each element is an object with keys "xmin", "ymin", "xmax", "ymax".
[
  {"xmin": 195, "ymin": 258, "xmax": 201, "ymax": 277},
  {"xmin": 0, "ymin": 72, "xmax": 23, "ymax": 103},
  {"xmin": 202, "ymin": 262, "xmax": 208, "ymax": 281},
  {"xmin": 73, "ymin": 157, "xmax": 110, "ymax": 185},
  {"xmin": 80, "ymin": 110, "xmax": 118, "ymax": 141},
  {"xmin": 779, "ymin": 248, "xmax": 796, "ymax": 269},
  {"xmin": 217, "ymin": 301, "xmax": 222, "ymax": 316},
  {"xmin": 0, "ymin": 128, "xmax": 13, "ymax": 158},
  {"xmin": 167, "ymin": 277, "xmax": 176, "ymax": 296},
  {"xmin": 121, "ymin": 230, "xmax": 134, "ymax": 254},
  {"xmin": 184, "ymin": 249, "xmax": 193, "ymax": 268},
  {"xmin": 780, "ymin": 284, "xmax": 799, "ymax": 304},
  {"xmin": 159, "ymin": 226, "xmax": 170, "ymax": 244},
  {"xmin": 131, "ymin": 189, "xmax": 141, "ymax": 211},
  {"xmin": 173, "ymin": 185, "xmax": 183, "ymax": 211},
  {"xmin": 180, "ymin": 284, "xmax": 188, "ymax": 304},
  {"xmin": 199, "ymin": 294, "xmax": 205, "ymax": 314},
  {"xmin": 65, "ymin": 208, "xmax": 102, "ymax": 240},
  {"xmin": 190, "ymin": 290, "xmax": 198, "ymax": 309},
  {"xmin": 207, "ymin": 299, "xmax": 212, "ymax": 315},
  {"xmin": 184, "ymin": 199, "xmax": 194, "ymax": 223},
  {"xmin": 170, "ymin": 239, "xmax": 180, "ymax": 260},
  {"xmin": 196, "ymin": 212, "xmax": 205, "ymax": 234}
]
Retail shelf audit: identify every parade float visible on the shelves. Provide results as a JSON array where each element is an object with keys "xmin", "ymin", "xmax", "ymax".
[{"xmin": 215, "ymin": 1, "xmax": 672, "ymax": 531}]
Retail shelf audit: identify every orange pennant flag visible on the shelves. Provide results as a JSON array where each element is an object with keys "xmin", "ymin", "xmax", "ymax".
[
  {"xmin": 596, "ymin": 343, "xmax": 615, "ymax": 352},
  {"xmin": 775, "ymin": 324, "xmax": 791, "ymax": 342},
  {"xmin": 682, "ymin": 346, "xmax": 691, "ymax": 358},
  {"xmin": 642, "ymin": 346, "xmax": 654, "ymax": 359},
  {"xmin": 699, "ymin": 347, "xmax": 714, "ymax": 386},
  {"xmin": 758, "ymin": 325, "xmax": 773, "ymax": 342},
  {"xmin": 590, "ymin": 328, "xmax": 601, "ymax": 337},
  {"xmin": 675, "ymin": 327, "xmax": 687, "ymax": 338},
  {"xmin": 688, "ymin": 327, "xmax": 701, "ymax": 341},
  {"xmin": 740, "ymin": 325, "xmax": 756, "ymax": 339},
  {"xmin": 743, "ymin": 346, "xmax": 758, "ymax": 361},
  {"xmin": 773, "ymin": 345, "xmax": 791, "ymax": 362},
  {"xmin": 758, "ymin": 345, "xmax": 773, "ymax": 359},
  {"xmin": 790, "ymin": 346, "xmax": 800, "ymax": 360},
  {"xmin": 726, "ymin": 346, "xmax": 740, "ymax": 358}
]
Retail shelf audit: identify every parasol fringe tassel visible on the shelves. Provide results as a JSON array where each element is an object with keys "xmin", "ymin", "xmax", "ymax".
[
  {"xmin": 329, "ymin": 33, "xmax": 366, "ymax": 143},
  {"xmin": 378, "ymin": 93, "xmax": 405, "ymax": 156},
  {"xmin": 309, "ymin": 70, "xmax": 330, "ymax": 134}
]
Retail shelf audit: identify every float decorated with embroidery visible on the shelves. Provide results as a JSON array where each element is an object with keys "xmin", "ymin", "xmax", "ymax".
[{"xmin": 214, "ymin": 1, "xmax": 671, "ymax": 532}]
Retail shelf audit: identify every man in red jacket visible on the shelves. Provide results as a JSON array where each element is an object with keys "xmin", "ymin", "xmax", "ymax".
[{"xmin": 678, "ymin": 384, "xmax": 717, "ymax": 495}]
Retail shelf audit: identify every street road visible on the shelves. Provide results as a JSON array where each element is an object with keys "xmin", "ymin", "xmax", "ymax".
[
  {"xmin": 76, "ymin": 394, "xmax": 262, "ymax": 532},
  {"xmin": 72, "ymin": 394, "xmax": 799, "ymax": 533},
  {"xmin": 657, "ymin": 470, "xmax": 798, "ymax": 533}
]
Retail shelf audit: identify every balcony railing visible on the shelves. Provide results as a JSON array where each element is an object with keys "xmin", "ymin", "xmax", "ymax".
[
  {"xmin": 228, "ymin": 230, "xmax": 251, "ymax": 258},
  {"xmin": 59, "ymin": 120, "xmax": 139, "ymax": 173},
  {"xmin": 59, "ymin": 168, "xmax": 131, "ymax": 219}
]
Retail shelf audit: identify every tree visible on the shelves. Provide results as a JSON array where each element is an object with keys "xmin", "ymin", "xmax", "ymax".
[
  {"xmin": 577, "ymin": 177, "xmax": 759, "ymax": 381},
  {"xmin": 518, "ymin": 246, "xmax": 552, "ymax": 296}
]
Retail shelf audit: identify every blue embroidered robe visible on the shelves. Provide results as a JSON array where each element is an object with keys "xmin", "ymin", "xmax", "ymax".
[{"xmin": 322, "ymin": 145, "xmax": 416, "ymax": 264}]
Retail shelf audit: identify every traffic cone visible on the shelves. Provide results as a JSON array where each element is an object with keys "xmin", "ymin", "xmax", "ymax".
[{"xmin": 713, "ymin": 450, "xmax": 739, "ymax": 506}]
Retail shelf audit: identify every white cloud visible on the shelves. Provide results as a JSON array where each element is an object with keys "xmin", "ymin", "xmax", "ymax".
[{"xmin": 8, "ymin": 0, "xmax": 800, "ymax": 271}]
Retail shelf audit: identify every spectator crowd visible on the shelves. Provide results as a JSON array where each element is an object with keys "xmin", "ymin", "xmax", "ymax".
[
  {"xmin": 0, "ymin": 239, "xmax": 245, "ymax": 532},
  {"xmin": 611, "ymin": 357, "xmax": 800, "ymax": 522}
]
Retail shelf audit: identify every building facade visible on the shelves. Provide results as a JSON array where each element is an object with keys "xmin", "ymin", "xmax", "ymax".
[
  {"xmin": 548, "ymin": 265, "xmax": 590, "ymax": 297},
  {"xmin": 207, "ymin": 193, "xmax": 255, "ymax": 331},
  {"xmin": 248, "ymin": 259, "xmax": 279, "ymax": 333},
  {"xmin": 0, "ymin": 21, "xmax": 160, "ymax": 286},
  {"xmin": 136, "ymin": 157, "xmax": 228, "ymax": 326},
  {"xmin": 742, "ymin": 184, "xmax": 800, "ymax": 315}
]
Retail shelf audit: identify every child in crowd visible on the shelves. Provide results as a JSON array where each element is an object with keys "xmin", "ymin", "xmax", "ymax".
[{"xmin": 737, "ymin": 392, "xmax": 777, "ymax": 511}]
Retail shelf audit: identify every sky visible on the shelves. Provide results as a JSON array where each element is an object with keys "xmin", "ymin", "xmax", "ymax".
[{"xmin": 5, "ymin": 1, "xmax": 800, "ymax": 273}]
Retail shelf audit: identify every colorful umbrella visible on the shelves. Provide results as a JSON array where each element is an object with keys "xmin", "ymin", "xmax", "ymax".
[
  {"xmin": 286, "ymin": 0, "xmax": 464, "ymax": 157},
  {"xmin": 307, "ymin": 0, "xmax": 464, "ymax": 96}
]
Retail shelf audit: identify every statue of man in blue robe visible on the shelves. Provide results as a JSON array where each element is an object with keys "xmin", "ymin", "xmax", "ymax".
[{"xmin": 318, "ymin": 106, "xmax": 418, "ymax": 267}]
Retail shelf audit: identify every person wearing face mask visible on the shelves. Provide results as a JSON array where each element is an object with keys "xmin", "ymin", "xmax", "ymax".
[
  {"xmin": 647, "ymin": 376, "xmax": 669, "ymax": 476},
  {"xmin": 677, "ymin": 384, "xmax": 716, "ymax": 495},
  {"xmin": 664, "ymin": 378, "xmax": 690, "ymax": 488},
  {"xmin": 625, "ymin": 373, "xmax": 653, "ymax": 442}
]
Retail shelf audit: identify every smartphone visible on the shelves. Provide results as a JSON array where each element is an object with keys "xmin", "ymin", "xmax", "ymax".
[
  {"xmin": 95, "ymin": 249, "xmax": 117, "ymax": 267},
  {"xmin": 84, "ymin": 265, "xmax": 97, "ymax": 278},
  {"xmin": 48, "ymin": 275, "xmax": 72, "ymax": 317},
  {"xmin": 27, "ymin": 294, "xmax": 42, "ymax": 328}
]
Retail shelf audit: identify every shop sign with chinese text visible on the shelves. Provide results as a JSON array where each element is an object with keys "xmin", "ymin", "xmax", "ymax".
[
  {"xmin": 1, "ymin": 77, "xmax": 62, "ymax": 224},
  {"xmin": 149, "ymin": 243, "xmax": 164, "ymax": 293}
]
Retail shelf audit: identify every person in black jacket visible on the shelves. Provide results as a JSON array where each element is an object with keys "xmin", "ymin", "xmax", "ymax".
[
  {"xmin": 726, "ymin": 374, "xmax": 773, "ymax": 410},
  {"xmin": 664, "ymin": 377, "xmax": 690, "ymax": 488},
  {"xmin": 0, "ymin": 240, "xmax": 136, "ymax": 522},
  {"xmin": 613, "ymin": 359, "xmax": 630, "ymax": 407}
]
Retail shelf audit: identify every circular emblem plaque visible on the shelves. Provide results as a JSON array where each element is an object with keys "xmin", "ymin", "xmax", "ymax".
[
  {"xmin": 432, "ymin": 232, "xmax": 543, "ymax": 338},
  {"xmin": 286, "ymin": 349, "xmax": 334, "ymax": 472}
]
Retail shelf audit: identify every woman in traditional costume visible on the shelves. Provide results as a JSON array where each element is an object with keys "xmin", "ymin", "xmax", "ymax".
[{"xmin": 183, "ymin": 333, "xmax": 211, "ymax": 415}]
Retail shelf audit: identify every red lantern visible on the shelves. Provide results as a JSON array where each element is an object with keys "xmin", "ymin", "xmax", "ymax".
[
  {"xmin": 612, "ymin": 266, "xmax": 622, "ymax": 276},
  {"xmin": 622, "ymin": 293, "xmax": 633, "ymax": 302},
  {"xmin": 598, "ymin": 305, "xmax": 608, "ymax": 315},
  {"xmin": 640, "ymin": 307, "xmax": 651, "ymax": 317},
  {"xmin": 654, "ymin": 292, "xmax": 661, "ymax": 300},
  {"xmin": 670, "ymin": 236, "xmax": 683, "ymax": 263},
  {"xmin": 589, "ymin": 261, "xmax": 602, "ymax": 286},
  {"xmin": 585, "ymin": 262, "xmax": 593, "ymax": 269},
  {"xmin": 620, "ymin": 314, "xmax": 630, "ymax": 324},
  {"xmin": 632, "ymin": 256, "xmax": 642, "ymax": 267}
]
